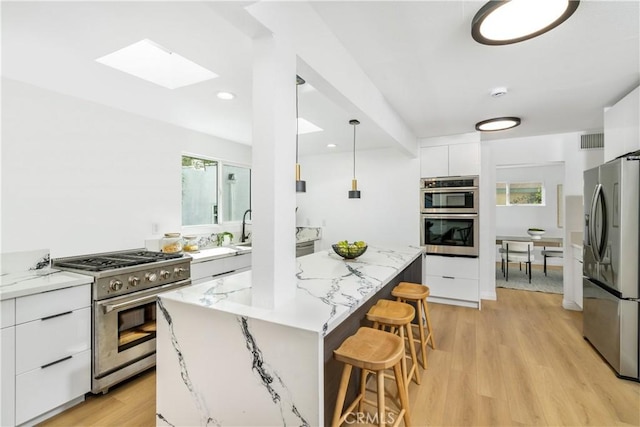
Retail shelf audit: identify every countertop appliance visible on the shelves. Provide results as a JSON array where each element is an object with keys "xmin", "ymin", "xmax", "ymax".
[
  {"xmin": 420, "ymin": 175, "xmax": 479, "ymax": 257},
  {"xmin": 583, "ymin": 151, "xmax": 639, "ymax": 381},
  {"xmin": 53, "ymin": 249, "xmax": 191, "ymax": 393}
]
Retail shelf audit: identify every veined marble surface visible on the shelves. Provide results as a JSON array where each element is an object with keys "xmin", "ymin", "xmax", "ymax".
[
  {"xmin": 295, "ymin": 226, "xmax": 322, "ymax": 243},
  {"xmin": 156, "ymin": 244, "xmax": 421, "ymax": 427},
  {"xmin": 0, "ymin": 249, "xmax": 93, "ymax": 300},
  {"xmin": 160, "ymin": 244, "xmax": 422, "ymax": 335}
]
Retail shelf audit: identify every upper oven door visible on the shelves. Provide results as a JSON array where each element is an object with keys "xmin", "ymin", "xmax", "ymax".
[
  {"xmin": 421, "ymin": 188, "xmax": 478, "ymax": 213},
  {"xmin": 421, "ymin": 214, "xmax": 479, "ymax": 257}
]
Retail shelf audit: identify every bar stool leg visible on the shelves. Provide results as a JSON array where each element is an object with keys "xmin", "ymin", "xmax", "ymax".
[
  {"xmin": 404, "ymin": 320, "xmax": 420, "ymax": 388},
  {"xmin": 415, "ymin": 299, "xmax": 428, "ymax": 369},
  {"xmin": 377, "ymin": 369, "xmax": 386, "ymax": 427},
  {"xmin": 332, "ymin": 364, "xmax": 353, "ymax": 427},
  {"xmin": 393, "ymin": 363, "xmax": 411, "ymax": 427},
  {"xmin": 422, "ymin": 297, "xmax": 436, "ymax": 349}
]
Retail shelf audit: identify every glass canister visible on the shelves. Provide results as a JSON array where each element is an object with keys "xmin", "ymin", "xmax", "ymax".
[
  {"xmin": 161, "ymin": 233, "xmax": 183, "ymax": 254},
  {"xmin": 183, "ymin": 235, "xmax": 199, "ymax": 252}
]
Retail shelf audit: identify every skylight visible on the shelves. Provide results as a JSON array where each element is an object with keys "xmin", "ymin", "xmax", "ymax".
[
  {"xmin": 96, "ymin": 39, "xmax": 218, "ymax": 89},
  {"xmin": 297, "ymin": 118, "xmax": 323, "ymax": 134}
]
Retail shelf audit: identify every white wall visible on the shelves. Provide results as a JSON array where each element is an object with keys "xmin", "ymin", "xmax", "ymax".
[
  {"xmin": 296, "ymin": 148, "xmax": 419, "ymax": 249},
  {"xmin": 1, "ymin": 78, "xmax": 251, "ymax": 257},
  {"xmin": 495, "ymin": 164, "xmax": 564, "ymax": 237}
]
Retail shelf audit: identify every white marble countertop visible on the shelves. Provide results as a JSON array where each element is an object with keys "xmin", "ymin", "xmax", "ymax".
[
  {"xmin": 160, "ymin": 244, "xmax": 423, "ymax": 336},
  {"xmin": 0, "ymin": 268, "xmax": 93, "ymax": 300},
  {"xmin": 186, "ymin": 246, "xmax": 252, "ymax": 264}
]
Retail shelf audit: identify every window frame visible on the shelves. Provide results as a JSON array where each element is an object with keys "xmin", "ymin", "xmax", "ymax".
[
  {"xmin": 496, "ymin": 181, "xmax": 546, "ymax": 207},
  {"xmin": 181, "ymin": 152, "xmax": 251, "ymax": 229}
]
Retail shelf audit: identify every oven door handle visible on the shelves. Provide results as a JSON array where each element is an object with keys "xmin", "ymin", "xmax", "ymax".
[
  {"xmin": 422, "ymin": 187, "xmax": 477, "ymax": 193},
  {"xmin": 101, "ymin": 280, "xmax": 191, "ymax": 314},
  {"xmin": 423, "ymin": 213, "xmax": 478, "ymax": 219}
]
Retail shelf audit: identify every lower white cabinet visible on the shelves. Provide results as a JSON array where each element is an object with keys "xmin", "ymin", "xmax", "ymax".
[
  {"xmin": 191, "ymin": 253, "xmax": 252, "ymax": 285},
  {"xmin": 425, "ymin": 255, "xmax": 479, "ymax": 307},
  {"xmin": 1, "ymin": 300, "xmax": 16, "ymax": 427},
  {"xmin": 11, "ymin": 284, "xmax": 91, "ymax": 426}
]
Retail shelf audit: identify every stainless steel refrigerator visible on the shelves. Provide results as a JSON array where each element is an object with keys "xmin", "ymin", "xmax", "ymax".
[{"xmin": 583, "ymin": 151, "xmax": 640, "ymax": 381}]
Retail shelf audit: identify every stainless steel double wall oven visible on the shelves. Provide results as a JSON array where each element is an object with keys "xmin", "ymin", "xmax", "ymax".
[
  {"xmin": 53, "ymin": 250, "xmax": 191, "ymax": 394},
  {"xmin": 420, "ymin": 175, "xmax": 479, "ymax": 257}
]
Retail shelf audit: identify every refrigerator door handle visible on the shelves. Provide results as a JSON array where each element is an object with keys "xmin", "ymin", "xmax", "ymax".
[{"xmin": 589, "ymin": 183, "xmax": 606, "ymax": 262}]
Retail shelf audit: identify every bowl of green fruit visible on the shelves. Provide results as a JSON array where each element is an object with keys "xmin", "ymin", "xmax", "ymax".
[{"xmin": 332, "ymin": 240, "xmax": 368, "ymax": 259}]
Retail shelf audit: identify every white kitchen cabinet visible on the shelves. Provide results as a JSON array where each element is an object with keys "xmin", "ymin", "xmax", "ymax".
[
  {"xmin": 13, "ymin": 284, "xmax": 91, "ymax": 426},
  {"xmin": 420, "ymin": 143, "xmax": 480, "ymax": 178},
  {"xmin": 1, "ymin": 299, "xmax": 16, "ymax": 427},
  {"xmin": 604, "ymin": 86, "xmax": 639, "ymax": 162},
  {"xmin": 191, "ymin": 252, "xmax": 252, "ymax": 285},
  {"xmin": 424, "ymin": 255, "xmax": 479, "ymax": 308}
]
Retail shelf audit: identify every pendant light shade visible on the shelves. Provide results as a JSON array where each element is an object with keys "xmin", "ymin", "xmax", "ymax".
[
  {"xmin": 348, "ymin": 119, "xmax": 361, "ymax": 199},
  {"xmin": 295, "ymin": 75, "xmax": 306, "ymax": 193}
]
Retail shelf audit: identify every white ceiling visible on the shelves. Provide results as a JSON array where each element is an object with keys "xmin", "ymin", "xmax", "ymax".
[{"xmin": 2, "ymin": 1, "xmax": 639, "ymax": 156}]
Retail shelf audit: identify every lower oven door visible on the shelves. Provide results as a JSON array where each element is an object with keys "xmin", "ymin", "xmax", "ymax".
[
  {"xmin": 94, "ymin": 279, "xmax": 190, "ymax": 379},
  {"xmin": 421, "ymin": 214, "xmax": 479, "ymax": 257}
]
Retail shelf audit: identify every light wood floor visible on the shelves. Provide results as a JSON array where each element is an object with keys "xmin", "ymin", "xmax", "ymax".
[{"xmin": 39, "ymin": 288, "xmax": 640, "ymax": 427}]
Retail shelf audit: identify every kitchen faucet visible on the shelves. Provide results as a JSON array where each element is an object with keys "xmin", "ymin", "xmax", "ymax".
[{"xmin": 241, "ymin": 209, "xmax": 252, "ymax": 243}]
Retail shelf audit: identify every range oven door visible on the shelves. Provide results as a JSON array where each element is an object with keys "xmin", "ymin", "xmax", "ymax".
[
  {"xmin": 93, "ymin": 279, "xmax": 190, "ymax": 379},
  {"xmin": 421, "ymin": 214, "xmax": 479, "ymax": 257}
]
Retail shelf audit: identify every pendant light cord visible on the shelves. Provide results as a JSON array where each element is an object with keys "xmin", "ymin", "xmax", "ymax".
[
  {"xmin": 295, "ymin": 82, "xmax": 300, "ymax": 163},
  {"xmin": 352, "ymin": 124, "xmax": 356, "ymax": 180}
]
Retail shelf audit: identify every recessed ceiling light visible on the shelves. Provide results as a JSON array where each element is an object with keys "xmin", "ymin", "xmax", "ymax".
[
  {"xmin": 475, "ymin": 117, "xmax": 521, "ymax": 131},
  {"xmin": 472, "ymin": 0, "xmax": 580, "ymax": 45},
  {"xmin": 327, "ymin": 143, "xmax": 337, "ymax": 148},
  {"xmin": 216, "ymin": 91, "xmax": 235, "ymax": 100},
  {"xmin": 297, "ymin": 118, "xmax": 323, "ymax": 134},
  {"xmin": 96, "ymin": 39, "xmax": 218, "ymax": 89}
]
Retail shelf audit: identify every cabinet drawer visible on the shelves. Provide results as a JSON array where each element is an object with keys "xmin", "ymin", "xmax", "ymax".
[
  {"xmin": 225, "ymin": 253, "xmax": 252, "ymax": 272},
  {"xmin": 15, "ymin": 349, "xmax": 90, "ymax": 425},
  {"xmin": 425, "ymin": 255, "xmax": 479, "ymax": 280},
  {"xmin": 16, "ymin": 284, "xmax": 90, "ymax": 324},
  {"xmin": 426, "ymin": 275, "xmax": 478, "ymax": 302},
  {"xmin": 1, "ymin": 299, "xmax": 15, "ymax": 328},
  {"xmin": 1, "ymin": 327, "xmax": 16, "ymax": 427},
  {"xmin": 16, "ymin": 307, "xmax": 90, "ymax": 374}
]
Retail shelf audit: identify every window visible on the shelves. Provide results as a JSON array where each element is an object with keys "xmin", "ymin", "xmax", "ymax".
[
  {"xmin": 496, "ymin": 181, "xmax": 544, "ymax": 206},
  {"xmin": 182, "ymin": 155, "xmax": 250, "ymax": 226}
]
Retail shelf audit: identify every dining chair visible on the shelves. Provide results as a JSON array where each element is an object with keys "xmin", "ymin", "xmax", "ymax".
[{"xmin": 500, "ymin": 241, "xmax": 535, "ymax": 283}]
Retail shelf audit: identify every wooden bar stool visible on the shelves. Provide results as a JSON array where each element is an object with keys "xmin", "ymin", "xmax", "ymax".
[
  {"xmin": 332, "ymin": 327, "xmax": 411, "ymax": 427},
  {"xmin": 391, "ymin": 282, "xmax": 436, "ymax": 370},
  {"xmin": 366, "ymin": 299, "xmax": 420, "ymax": 393}
]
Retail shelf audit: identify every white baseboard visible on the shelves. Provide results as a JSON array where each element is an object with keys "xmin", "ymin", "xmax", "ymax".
[{"xmin": 562, "ymin": 299, "xmax": 582, "ymax": 311}]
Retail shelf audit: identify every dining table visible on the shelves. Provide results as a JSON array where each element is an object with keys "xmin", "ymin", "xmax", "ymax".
[{"xmin": 495, "ymin": 235, "xmax": 563, "ymax": 248}]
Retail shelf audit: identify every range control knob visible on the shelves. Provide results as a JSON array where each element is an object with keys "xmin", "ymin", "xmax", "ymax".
[
  {"xmin": 174, "ymin": 267, "xmax": 186, "ymax": 277},
  {"xmin": 128, "ymin": 276, "xmax": 140, "ymax": 287},
  {"xmin": 160, "ymin": 270, "xmax": 171, "ymax": 280},
  {"xmin": 145, "ymin": 272, "xmax": 158, "ymax": 283},
  {"xmin": 109, "ymin": 279, "xmax": 123, "ymax": 292}
]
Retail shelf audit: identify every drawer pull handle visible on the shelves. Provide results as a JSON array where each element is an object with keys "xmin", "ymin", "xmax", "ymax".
[
  {"xmin": 41, "ymin": 311, "xmax": 72, "ymax": 321},
  {"xmin": 41, "ymin": 355, "xmax": 72, "ymax": 369},
  {"xmin": 442, "ymin": 275, "xmax": 455, "ymax": 279}
]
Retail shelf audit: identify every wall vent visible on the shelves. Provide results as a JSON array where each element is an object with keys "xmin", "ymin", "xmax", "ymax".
[{"xmin": 581, "ymin": 133, "xmax": 604, "ymax": 149}]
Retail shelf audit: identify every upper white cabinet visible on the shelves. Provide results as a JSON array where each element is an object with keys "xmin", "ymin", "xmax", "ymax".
[
  {"xmin": 420, "ymin": 143, "xmax": 480, "ymax": 177},
  {"xmin": 604, "ymin": 86, "xmax": 639, "ymax": 162}
]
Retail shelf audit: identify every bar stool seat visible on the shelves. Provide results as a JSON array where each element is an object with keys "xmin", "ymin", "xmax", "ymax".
[
  {"xmin": 332, "ymin": 327, "xmax": 411, "ymax": 427},
  {"xmin": 392, "ymin": 282, "xmax": 436, "ymax": 370},
  {"xmin": 366, "ymin": 299, "xmax": 420, "ymax": 392}
]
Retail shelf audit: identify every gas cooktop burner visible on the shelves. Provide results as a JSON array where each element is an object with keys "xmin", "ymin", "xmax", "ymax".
[{"xmin": 54, "ymin": 250, "xmax": 184, "ymax": 272}]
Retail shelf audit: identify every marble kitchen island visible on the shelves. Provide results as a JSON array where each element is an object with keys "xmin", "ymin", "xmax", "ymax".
[{"xmin": 156, "ymin": 244, "xmax": 423, "ymax": 427}]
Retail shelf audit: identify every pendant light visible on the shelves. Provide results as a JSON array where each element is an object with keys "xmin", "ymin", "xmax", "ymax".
[
  {"xmin": 295, "ymin": 75, "xmax": 306, "ymax": 193},
  {"xmin": 348, "ymin": 119, "xmax": 361, "ymax": 199}
]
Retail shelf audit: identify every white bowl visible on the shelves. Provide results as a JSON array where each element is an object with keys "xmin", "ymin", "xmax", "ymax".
[{"xmin": 527, "ymin": 229, "xmax": 545, "ymax": 240}]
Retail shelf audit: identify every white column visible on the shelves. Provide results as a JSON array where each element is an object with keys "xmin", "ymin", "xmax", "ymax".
[{"xmin": 251, "ymin": 34, "xmax": 297, "ymax": 309}]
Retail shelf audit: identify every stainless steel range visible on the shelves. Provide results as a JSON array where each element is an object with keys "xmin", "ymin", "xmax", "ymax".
[{"xmin": 53, "ymin": 249, "xmax": 191, "ymax": 394}]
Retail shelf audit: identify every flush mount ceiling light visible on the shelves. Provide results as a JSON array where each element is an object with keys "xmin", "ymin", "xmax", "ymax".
[
  {"xmin": 348, "ymin": 119, "xmax": 361, "ymax": 199},
  {"xmin": 216, "ymin": 91, "xmax": 235, "ymax": 100},
  {"xmin": 96, "ymin": 39, "xmax": 218, "ymax": 89},
  {"xmin": 472, "ymin": 0, "xmax": 580, "ymax": 45},
  {"xmin": 295, "ymin": 75, "xmax": 307, "ymax": 193},
  {"xmin": 327, "ymin": 143, "xmax": 337, "ymax": 148},
  {"xmin": 475, "ymin": 117, "xmax": 521, "ymax": 131}
]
